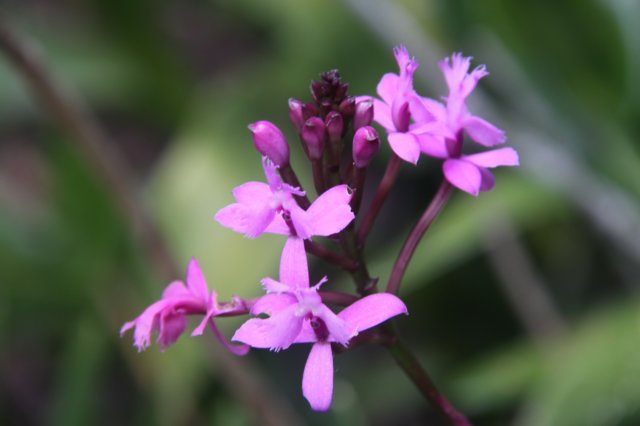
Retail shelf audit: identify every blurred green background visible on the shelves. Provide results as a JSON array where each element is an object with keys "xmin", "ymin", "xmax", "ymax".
[{"xmin": 1, "ymin": 0, "xmax": 639, "ymax": 425}]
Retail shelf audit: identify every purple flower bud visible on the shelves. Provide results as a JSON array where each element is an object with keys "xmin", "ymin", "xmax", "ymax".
[
  {"xmin": 352, "ymin": 126, "xmax": 380, "ymax": 168},
  {"xmin": 325, "ymin": 111, "xmax": 343, "ymax": 143},
  {"xmin": 248, "ymin": 120, "xmax": 290, "ymax": 166},
  {"xmin": 353, "ymin": 98, "xmax": 374, "ymax": 130},
  {"xmin": 302, "ymin": 117, "xmax": 326, "ymax": 160},
  {"xmin": 339, "ymin": 96, "xmax": 356, "ymax": 118},
  {"xmin": 288, "ymin": 98, "xmax": 305, "ymax": 132},
  {"xmin": 289, "ymin": 99, "xmax": 318, "ymax": 133}
]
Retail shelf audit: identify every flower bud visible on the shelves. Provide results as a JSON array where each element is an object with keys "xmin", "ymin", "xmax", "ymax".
[
  {"xmin": 325, "ymin": 111, "xmax": 343, "ymax": 143},
  {"xmin": 248, "ymin": 120, "xmax": 289, "ymax": 166},
  {"xmin": 288, "ymin": 99, "xmax": 318, "ymax": 133},
  {"xmin": 302, "ymin": 117, "xmax": 326, "ymax": 160},
  {"xmin": 352, "ymin": 126, "xmax": 380, "ymax": 168},
  {"xmin": 339, "ymin": 96, "xmax": 356, "ymax": 118},
  {"xmin": 353, "ymin": 98, "xmax": 374, "ymax": 130}
]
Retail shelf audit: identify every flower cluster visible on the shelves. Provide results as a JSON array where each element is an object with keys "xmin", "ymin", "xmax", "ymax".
[{"xmin": 122, "ymin": 46, "xmax": 518, "ymax": 414}]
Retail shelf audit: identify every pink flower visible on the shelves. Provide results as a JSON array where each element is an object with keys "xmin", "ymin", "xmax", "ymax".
[
  {"xmin": 215, "ymin": 157, "xmax": 355, "ymax": 239},
  {"xmin": 233, "ymin": 237, "xmax": 408, "ymax": 410},
  {"xmin": 369, "ymin": 46, "xmax": 436, "ymax": 165},
  {"xmin": 414, "ymin": 53, "xmax": 519, "ymax": 195},
  {"xmin": 120, "ymin": 258, "xmax": 249, "ymax": 355}
]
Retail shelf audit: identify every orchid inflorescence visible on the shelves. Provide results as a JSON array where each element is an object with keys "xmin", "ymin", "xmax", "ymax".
[{"xmin": 121, "ymin": 46, "xmax": 518, "ymax": 415}]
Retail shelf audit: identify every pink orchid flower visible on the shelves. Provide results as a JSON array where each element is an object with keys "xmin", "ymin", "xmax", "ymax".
[
  {"xmin": 232, "ymin": 237, "xmax": 408, "ymax": 411},
  {"xmin": 415, "ymin": 53, "xmax": 519, "ymax": 195},
  {"xmin": 120, "ymin": 258, "xmax": 249, "ymax": 355},
  {"xmin": 369, "ymin": 45, "xmax": 441, "ymax": 165},
  {"xmin": 215, "ymin": 156, "xmax": 354, "ymax": 239}
]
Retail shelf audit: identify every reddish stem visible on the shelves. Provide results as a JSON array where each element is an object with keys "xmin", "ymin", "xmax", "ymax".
[
  {"xmin": 386, "ymin": 180, "xmax": 453, "ymax": 294},
  {"xmin": 356, "ymin": 154, "xmax": 402, "ymax": 247}
]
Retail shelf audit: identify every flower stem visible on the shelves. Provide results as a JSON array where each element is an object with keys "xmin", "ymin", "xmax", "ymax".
[
  {"xmin": 279, "ymin": 163, "xmax": 311, "ymax": 209},
  {"xmin": 386, "ymin": 180, "xmax": 452, "ymax": 294},
  {"xmin": 385, "ymin": 336, "xmax": 471, "ymax": 426},
  {"xmin": 356, "ymin": 153, "xmax": 402, "ymax": 247}
]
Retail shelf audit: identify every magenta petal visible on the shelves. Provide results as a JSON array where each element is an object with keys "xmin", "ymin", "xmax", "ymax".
[
  {"xmin": 306, "ymin": 185, "xmax": 355, "ymax": 237},
  {"xmin": 161, "ymin": 280, "xmax": 189, "ymax": 299},
  {"xmin": 232, "ymin": 181, "xmax": 272, "ymax": 205},
  {"xmin": 388, "ymin": 132, "xmax": 421, "ymax": 165},
  {"xmin": 463, "ymin": 147, "xmax": 519, "ymax": 168},
  {"xmin": 302, "ymin": 342, "xmax": 334, "ymax": 412},
  {"xmin": 280, "ymin": 237, "xmax": 309, "ymax": 288},
  {"xmin": 260, "ymin": 278, "xmax": 291, "ymax": 294},
  {"xmin": 186, "ymin": 258, "xmax": 209, "ymax": 301},
  {"xmin": 293, "ymin": 322, "xmax": 316, "ymax": 343},
  {"xmin": 263, "ymin": 215, "xmax": 290, "ymax": 235},
  {"xmin": 122, "ymin": 298, "xmax": 174, "ymax": 351},
  {"xmin": 232, "ymin": 304, "xmax": 302, "ymax": 351},
  {"xmin": 314, "ymin": 304, "xmax": 351, "ymax": 346},
  {"xmin": 191, "ymin": 311, "xmax": 212, "ymax": 336},
  {"xmin": 338, "ymin": 293, "xmax": 408, "ymax": 333},
  {"xmin": 215, "ymin": 203, "xmax": 275, "ymax": 238},
  {"xmin": 463, "ymin": 115, "xmax": 506, "ymax": 146},
  {"xmin": 417, "ymin": 132, "xmax": 449, "ymax": 158},
  {"xmin": 479, "ymin": 168, "xmax": 495, "ymax": 192},
  {"xmin": 251, "ymin": 293, "xmax": 297, "ymax": 316},
  {"xmin": 443, "ymin": 159, "xmax": 482, "ymax": 196},
  {"xmin": 289, "ymin": 204, "xmax": 314, "ymax": 239},
  {"xmin": 372, "ymin": 99, "xmax": 395, "ymax": 132},
  {"xmin": 157, "ymin": 309, "xmax": 187, "ymax": 351},
  {"xmin": 376, "ymin": 73, "xmax": 399, "ymax": 105}
]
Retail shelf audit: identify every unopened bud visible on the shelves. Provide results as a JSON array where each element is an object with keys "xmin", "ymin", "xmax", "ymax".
[
  {"xmin": 353, "ymin": 98, "xmax": 374, "ymax": 130},
  {"xmin": 248, "ymin": 120, "xmax": 289, "ymax": 166},
  {"xmin": 325, "ymin": 111, "xmax": 343, "ymax": 143},
  {"xmin": 339, "ymin": 96, "xmax": 356, "ymax": 118},
  {"xmin": 288, "ymin": 99, "xmax": 318, "ymax": 133},
  {"xmin": 352, "ymin": 126, "xmax": 380, "ymax": 168},
  {"xmin": 302, "ymin": 117, "xmax": 326, "ymax": 160}
]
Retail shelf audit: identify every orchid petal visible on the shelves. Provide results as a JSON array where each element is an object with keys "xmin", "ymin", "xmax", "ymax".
[
  {"xmin": 289, "ymin": 204, "xmax": 314, "ymax": 240},
  {"xmin": 314, "ymin": 304, "xmax": 351, "ymax": 346},
  {"xmin": 262, "ymin": 157, "xmax": 282, "ymax": 191},
  {"xmin": 263, "ymin": 215, "xmax": 290, "ymax": 235},
  {"xmin": 376, "ymin": 73, "xmax": 399, "ymax": 105},
  {"xmin": 280, "ymin": 237, "xmax": 309, "ymax": 288},
  {"xmin": 157, "ymin": 309, "xmax": 187, "ymax": 351},
  {"xmin": 186, "ymin": 258, "xmax": 209, "ymax": 301},
  {"xmin": 417, "ymin": 132, "xmax": 449, "ymax": 158},
  {"xmin": 260, "ymin": 278, "xmax": 292, "ymax": 294},
  {"xmin": 462, "ymin": 115, "xmax": 506, "ymax": 146},
  {"xmin": 306, "ymin": 185, "xmax": 355, "ymax": 237},
  {"xmin": 302, "ymin": 342, "xmax": 334, "ymax": 412},
  {"xmin": 232, "ymin": 304, "xmax": 302, "ymax": 351},
  {"xmin": 251, "ymin": 293, "xmax": 297, "ymax": 316},
  {"xmin": 388, "ymin": 132, "xmax": 421, "ymax": 165},
  {"xmin": 293, "ymin": 322, "xmax": 317, "ymax": 343},
  {"xmin": 443, "ymin": 159, "xmax": 482, "ymax": 196},
  {"xmin": 161, "ymin": 280, "xmax": 189, "ymax": 299},
  {"xmin": 372, "ymin": 99, "xmax": 395, "ymax": 131},
  {"xmin": 338, "ymin": 293, "xmax": 408, "ymax": 333},
  {"xmin": 464, "ymin": 147, "xmax": 519, "ymax": 168},
  {"xmin": 479, "ymin": 168, "xmax": 495, "ymax": 192},
  {"xmin": 231, "ymin": 181, "xmax": 272, "ymax": 205},
  {"xmin": 121, "ymin": 298, "xmax": 175, "ymax": 351},
  {"xmin": 215, "ymin": 202, "xmax": 276, "ymax": 239}
]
